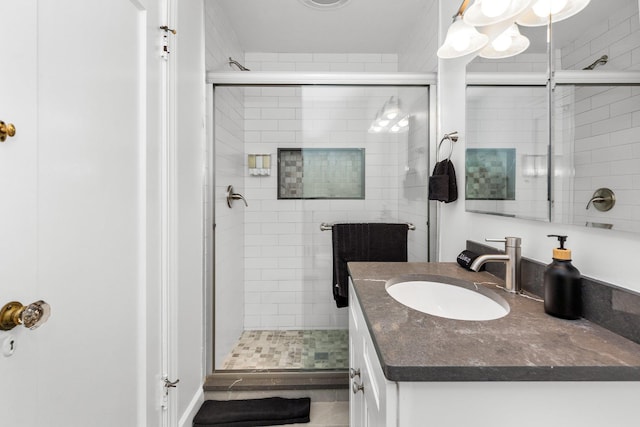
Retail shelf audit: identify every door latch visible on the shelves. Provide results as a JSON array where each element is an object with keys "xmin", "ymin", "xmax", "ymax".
[{"xmin": 163, "ymin": 377, "xmax": 180, "ymax": 389}]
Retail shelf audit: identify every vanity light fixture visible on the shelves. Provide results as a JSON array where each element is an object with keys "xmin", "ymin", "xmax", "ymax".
[
  {"xmin": 383, "ymin": 96, "xmax": 400, "ymax": 120},
  {"xmin": 439, "ymin": 0, "xmax": 591, "ymax": 59},
  {"xmin": 479, "ymin": 24, "xmax": 530, "ymax": 59},
  {"xmin": 463, "ymin": 0, "xmax": 533, "ymax": 26},
  {"xmin": 517, "ymin": 0, "xmax": 591, "ymax": 26},
  {"xmin": 368, "ymin": 97, "xmax": 410, "ymax": 134},
  {"xmin": 517, "ymin": 0, "xmax": 591, "ymax": 27},
  {"xmin": 437, "ymin": 14, "xmax": 489, "ymax": 59}
]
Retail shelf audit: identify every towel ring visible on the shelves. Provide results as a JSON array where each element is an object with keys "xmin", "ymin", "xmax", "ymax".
[{"xmin": 436, "ymin": 131, "xmax": 458, "ymax": 162}]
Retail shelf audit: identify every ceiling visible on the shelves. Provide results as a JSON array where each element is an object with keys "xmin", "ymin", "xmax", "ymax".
[
  {"xmin": 213, "ymin": 0, "xmax": 634, "ymax": 55},
  {"xmin": 213, "ymin": 0, "xmax": 431, "ymax": 53}
]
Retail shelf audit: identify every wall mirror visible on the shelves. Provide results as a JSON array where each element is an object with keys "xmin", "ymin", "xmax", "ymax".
[
  {"xmin": 466, "ymin": 85, "xmax": 549, "ymax": 220},
  {"xmin": 465, "ymin": 0, "xmax": 640, "ymax": 231}
]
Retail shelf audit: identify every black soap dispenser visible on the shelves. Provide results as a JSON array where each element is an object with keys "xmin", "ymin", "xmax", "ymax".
[{"xmin": 544, "ymin": 235, "xmax": 582, "ymax": 319}]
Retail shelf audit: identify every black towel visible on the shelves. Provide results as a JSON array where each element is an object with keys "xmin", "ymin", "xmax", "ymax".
[
  {"xmin": 456, "ymin": 249, "xmax": 483, "ymax": 271},
  {"xmin": 332, "ymin": 223, "xmax": 408, "ymax": 307},
  {"xmin": 428, "ymin": 159, "xmax": 458, "ymax": 203},
  {"xmin": 192, "ymin": 397, "xmax": 311, "ymax": 427}
]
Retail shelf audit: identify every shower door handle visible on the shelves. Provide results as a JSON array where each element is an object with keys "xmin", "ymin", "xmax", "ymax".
[{"xmin": 226, "ymin": 185, "xmax": 248, "ymax": 208}]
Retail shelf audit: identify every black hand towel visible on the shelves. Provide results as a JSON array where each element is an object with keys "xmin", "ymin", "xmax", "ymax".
[
  {"xmin": 428, "ymin": 159, "xmax": 458, "ymax": 203},
  {"xmin": 332, "ymin": 223, "xmax": 408, "ymax": 307},
  {"xmin": 192, "ymin": 397, "xmax": 311, "ymax": 427},
  {"xmin": 457, "ymin": 249, "xmax": 483, "ymax": 270}
]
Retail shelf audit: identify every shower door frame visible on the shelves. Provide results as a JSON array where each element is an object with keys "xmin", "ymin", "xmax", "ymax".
[{"xmin": 206, "ymin": 72, "xmax": 438, "ymax": 375}]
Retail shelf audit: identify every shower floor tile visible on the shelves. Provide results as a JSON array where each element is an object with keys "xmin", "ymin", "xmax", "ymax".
[{"xmin": 221, "ymin": 330, "xmax": 349, "ymax": 370}]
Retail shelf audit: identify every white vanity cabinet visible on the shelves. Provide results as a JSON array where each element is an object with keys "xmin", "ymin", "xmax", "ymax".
[
  {"xmin": 349, "ymin": 281, "xmax": 397, "ymax": 427},
  {"xmin": 348, "ymin": 277, "xmax": 640, "ymax": 427}
]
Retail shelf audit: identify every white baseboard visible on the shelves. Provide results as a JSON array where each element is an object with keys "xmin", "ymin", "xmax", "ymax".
[{"xmin": 178, "ymin": 387, "xmax": 204, "ymax": 427}]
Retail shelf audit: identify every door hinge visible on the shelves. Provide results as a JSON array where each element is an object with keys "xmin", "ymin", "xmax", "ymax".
[
  {"xmin": 161, "ymin": 376, "xmax": 180, "ymax": 410},
  {"xmin": 160, "ymin": 26, "xmax": 177, "ymax": 60}
]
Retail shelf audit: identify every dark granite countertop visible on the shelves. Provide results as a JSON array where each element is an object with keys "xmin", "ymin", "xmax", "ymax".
[{"xmin": 348, "ymin": 262, "xmax": 640, "ymax": 382}]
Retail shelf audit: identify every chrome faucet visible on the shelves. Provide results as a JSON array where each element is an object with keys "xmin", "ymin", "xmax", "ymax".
[{"xmin": 469, "ymin": 237, "xmax": 522, "ymax": 293}]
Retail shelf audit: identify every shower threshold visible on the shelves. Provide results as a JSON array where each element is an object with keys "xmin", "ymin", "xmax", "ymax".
[{"xmin": 204, "ymin": 370, "xmax": 349, "ymax": 403}]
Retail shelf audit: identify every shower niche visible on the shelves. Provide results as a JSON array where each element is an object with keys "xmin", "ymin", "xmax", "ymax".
[{"xmin": 277, "ymin": 148, "xmax": 365, "ymax": 200}]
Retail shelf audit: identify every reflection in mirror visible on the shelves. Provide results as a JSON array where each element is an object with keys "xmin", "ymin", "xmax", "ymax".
[
  {"xmin": 552, "ymin": 0, "xmax": 639, "ymax": 71},
  {"xmin": 465, "ymin": 86, "xmax": 549, "ymax": 221},
  {"xmin": 554, "ymin": 83, "xmax": 640, "ymax": 232},
  {"xmin": 467, "ymin": 0, "xmax": 639, "ymax": 73}
]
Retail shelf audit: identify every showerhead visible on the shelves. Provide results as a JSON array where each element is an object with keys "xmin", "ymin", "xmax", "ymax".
[
  {"xmin": 582, "ymin": 55, "xmax": 608, "ymax": 70},
  {"xmin": 228, "ymin": 57, "xmax": 250, "ymax": 71}
]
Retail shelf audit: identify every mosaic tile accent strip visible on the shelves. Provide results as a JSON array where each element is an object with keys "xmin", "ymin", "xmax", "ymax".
[
  {"xmin": 277, "ymin": 148, "xmax": 365, "ymax": 199},
  {"xmin": 221, "ymin": 330, "xmax": 349, "ymax": 370},
  {"xmin": 466, "ymin": 148, "xmax": 516, "ymax": 200}
]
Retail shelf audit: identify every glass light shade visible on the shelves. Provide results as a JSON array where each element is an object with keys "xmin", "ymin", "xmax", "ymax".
[
  {"xmin": 464, "ymin": 0, "xmax": 532, "ymax": 26},
  {"xmin": 437, "ymin": 16, "xmax": 488, "ymax": 59},
  {"xmin": 383, "ymin": 97, "xmax": 400, "ymax": 120},
  {"xmin": 397, "ymin": 116, "xmax": 409, "ymax": 127},
  {"xmin": 517, "ymin": 0, "xmax": 590, "ymax": 26},
  {"xmin": 479, "ymin": 24, "xmax": 530, "ymax": 59},
  {"xmin": 481, "ymin": 0, "xmax": 511, "ymax": 17},
  {"xmin": 532, "ymin": 0, "xmax": 568, "ymax": 16}
]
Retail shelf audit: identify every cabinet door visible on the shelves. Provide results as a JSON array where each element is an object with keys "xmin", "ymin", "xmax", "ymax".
[
  {"xmin": 349, "ymin": 282, "xmax": 397, "ymax": 427},
  {"xmin": 349, "ymin": 280, "xmax": 366, "ymax": 426}
]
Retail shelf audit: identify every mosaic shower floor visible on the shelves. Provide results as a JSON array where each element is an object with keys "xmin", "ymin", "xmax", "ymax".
[{"xmin": 221, "ymin": 330, "xmax": 349, "ymax": 370}]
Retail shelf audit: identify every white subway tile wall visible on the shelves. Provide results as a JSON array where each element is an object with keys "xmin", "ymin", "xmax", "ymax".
[
  {"xmin": 244, "ymin": 52, "xmax": 399, "ymax": 72},
  {"xmin": 238, "ymin": 83, "xmax": 429, "ymax": 330},
  {"xmin": 467, "ymin": 53, "xmax": 549, "ymax": 73},
  {"xmin": 555, "ymin": 0, "xmax": 640, "ymax": 232}
]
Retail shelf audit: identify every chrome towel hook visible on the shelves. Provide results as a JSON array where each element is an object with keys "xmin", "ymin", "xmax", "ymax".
[
  {"xmin": 226, "ymin": 185, "xmax": 248, "ymax": 208},
  {"xmin": 436, "ymin": 131, "xmax": 458, "ymax": 162}
]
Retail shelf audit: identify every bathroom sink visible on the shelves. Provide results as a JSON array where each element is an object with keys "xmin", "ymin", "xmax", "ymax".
[{"xmin": 385, "ymin": 275, "xmax": 510, "ymax": 321}]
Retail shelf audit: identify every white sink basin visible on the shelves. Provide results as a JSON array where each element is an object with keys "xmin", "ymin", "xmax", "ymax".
[{"xmin": 385, "ymin": 275, "xmax": 510, "ymax": 321}]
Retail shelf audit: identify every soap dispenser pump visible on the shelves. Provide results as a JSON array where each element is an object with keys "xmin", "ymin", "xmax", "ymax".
[{"xmin": 544, "ymin": 234, "xmax": 582, "ymax": 319}]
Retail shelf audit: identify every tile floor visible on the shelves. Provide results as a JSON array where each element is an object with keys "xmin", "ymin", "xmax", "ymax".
[
  {"xmin": 292, "ymin": 401, "xmax": 349, "ymax": 427},
  {"xmin": 221, "ymin": 329, "xmax": 349, "ymax": 370}
]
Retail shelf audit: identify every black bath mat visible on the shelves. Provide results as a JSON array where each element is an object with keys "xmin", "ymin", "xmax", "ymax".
[{"xmin": 193, "ymin": 397, "xmax": 311, "ymax": 427}]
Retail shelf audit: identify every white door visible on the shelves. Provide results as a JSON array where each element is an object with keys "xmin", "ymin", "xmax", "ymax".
[{"xmin": 0, "ymin": 1, "xmax": 165, "ymax": 425}]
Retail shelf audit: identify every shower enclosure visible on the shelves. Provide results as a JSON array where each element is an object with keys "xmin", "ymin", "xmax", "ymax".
[{"xmin": 209, "ymin": 74, "xmax": 434, "ymax": 372}]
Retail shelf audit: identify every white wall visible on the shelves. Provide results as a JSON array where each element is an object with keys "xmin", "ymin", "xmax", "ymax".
[
  {"xmin": 176, "ymin": 0, "xmax": 207, "ymax": 424},
  {"xmin": 397, "ymin": 0, "xmax": 439, "ymax": 72},
  {"xmin": 436, "ymin": 0, "xmax": 640, "ymax": 294},
  {"xmin": 204, "ymin": 2, "xmax": 247, "ymax": 369}
]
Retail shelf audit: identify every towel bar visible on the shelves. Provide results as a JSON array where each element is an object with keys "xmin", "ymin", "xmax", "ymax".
[{"xmin": 320, "ymin": 222, "xmax": 416, "ymax": 231}]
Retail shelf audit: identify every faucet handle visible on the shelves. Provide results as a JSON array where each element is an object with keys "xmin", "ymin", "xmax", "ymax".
[{"xmin": 486, "ymin": 237, "xmax": 521, "ymax": 247}]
